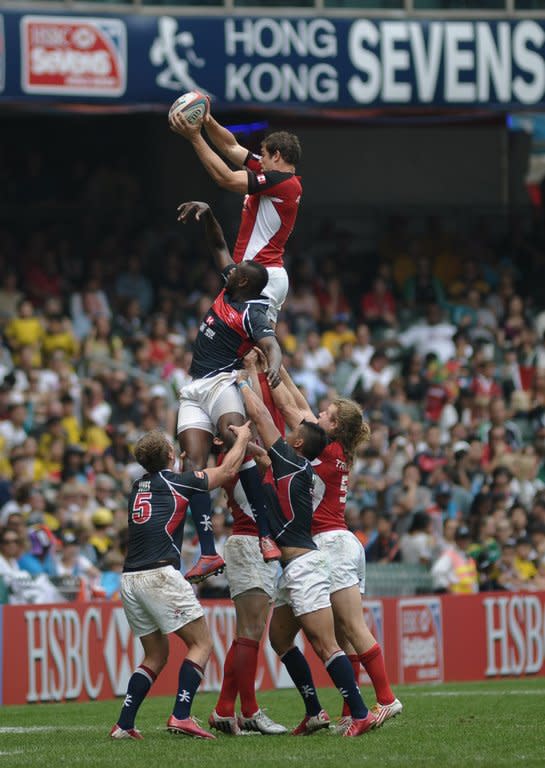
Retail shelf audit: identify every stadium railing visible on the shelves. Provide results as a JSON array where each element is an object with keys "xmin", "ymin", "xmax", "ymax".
[
  {"xmin": 1, "ymin": 0, "xmax": 544, "ymax": 17},
  {"xmin": 365, "ymin": 563, "xmax": 433, "ymax": 597}
]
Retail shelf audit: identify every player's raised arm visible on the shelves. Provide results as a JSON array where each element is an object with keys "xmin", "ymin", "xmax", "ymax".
[
  {"xmin": 203, "ymin": 114, "xmax": 249, "ymax": 168},
  {"xmin": 203, "ymin": 420, "xmax": 252, "ymax": 491},
  {"xmin": 170, "ymin": 114, "xmax": 249, "ymax": 194},
  {"xmin": 177, "ymin": 201, "xmax": 233, "ymax": 271},
  {"xmin": 255, "ymin": 335, "xmax": 282, "ymax": 390},
  {"xmin": 237, "ymin": 375, "xmax": 281, "ymax": 451},
  {"xmin": 279, "ymin": 365, "xmax": 317, "ymax": 421}
]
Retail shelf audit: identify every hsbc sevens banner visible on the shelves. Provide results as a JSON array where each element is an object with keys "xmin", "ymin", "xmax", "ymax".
[
  {"xmin": 1, "ymin": 592, "xmax": 544, "ymax": 705},
  {"xmin": 1, "ymin": 11, "xmax": 545, "ymax": 110}
]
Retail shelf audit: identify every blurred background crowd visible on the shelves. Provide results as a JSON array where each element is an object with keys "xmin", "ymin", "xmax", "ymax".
[{"xmin": 2, "ymin": 145, "xmax": 545, "ymax": 604}]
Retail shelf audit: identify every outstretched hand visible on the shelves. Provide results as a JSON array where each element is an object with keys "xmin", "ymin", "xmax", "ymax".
[
  {"xmin": 228, "ymin": 420, "xmax": 252, "ymax": 442},
  {"xmin": 266, "ymin": 367, "xmax": 281, "ymax": 389},
  {"xmin": 169, "ymin": 110, "xmax": 203, "ymax": 139},
  {"xmin": 177, "ymin": 201, "xmax": 210, "ymax": 223}
]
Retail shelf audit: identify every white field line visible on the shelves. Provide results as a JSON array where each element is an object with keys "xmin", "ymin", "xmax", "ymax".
[{"xmin": 400, "ymin": 689, "xmax": 545, "ymax": 697}]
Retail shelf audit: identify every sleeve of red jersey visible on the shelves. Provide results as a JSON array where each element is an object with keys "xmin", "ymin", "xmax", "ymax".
[{"xmin": 246, "ymin": 169, "xmax": 294, "ymax": 196}]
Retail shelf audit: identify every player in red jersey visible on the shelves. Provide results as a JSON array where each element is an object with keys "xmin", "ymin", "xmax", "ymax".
[
  {"xmin": 170, "ymin": 109, "xmax": 301, "ymax": 324},
  {"xmin": 209, "ymin": 354, "xmax": 286, "ymax": 736},
  {"xmin": 252, "ymin": 357, "xmax": 402, "ymax": 730}
]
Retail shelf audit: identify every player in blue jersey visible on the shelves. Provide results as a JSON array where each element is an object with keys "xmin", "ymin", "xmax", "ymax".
[
  {"xmin": 236, "ymin": 374, "xmax": 377, "ymax": 738},
  {"xmin": 176, "ymin": 201, "xmax": 283, "ymax": 583},
  {"xmin": 110, "ymin": 422, "xmax": 251, "ymax": 741}
]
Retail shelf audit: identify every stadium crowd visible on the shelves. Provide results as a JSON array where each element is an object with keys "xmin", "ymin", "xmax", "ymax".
[{"xmin": 2, "ymin": 150, "xmax": 545, "ymax": 603}]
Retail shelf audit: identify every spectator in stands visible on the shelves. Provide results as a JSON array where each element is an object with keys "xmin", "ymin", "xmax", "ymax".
[
  {"xmin": 352, "ymin": 323, "xmax": 375, "ymax": 369},
  {"xmin": 399, "ymin": 512, "xmax": 433, "ymax": 567},
  {"xmin": 365, "ymin": 515, "xmax": 401, "ymax": 564},
  {"xmin": 403, "ymin": 256, "xmax": 445, "ymax": 311},
  {"xmin": 115, "ymin": 256, "xmax": 154, "ymax": 315},
  {"xmin": 431, "ymin": 525, "xmax": 478, "ymax": 594},
  {"xmin": 398, "ymin": 302, "xmax": 456, "ymax": 364},
  {"xmin": 0, "ymin": 393, "xmax": 28, "ymax": 451},
  {"xmin": 360, "ymin": 277, "xmax": 396, "ymax": 331},
  {"xmin": 287, "ymin": 347, "xmax": 328, "ymax": 410},
  {"xmin": 347, "ymin": 350, "xmax": 395, "ymax": 400},
  {"xmin": 71, "ymin": 278, "xmax": 112, "ymax": 341},
  {"xmin": 88, "ymin": 507, "xmax": 114, "ymax": 567},
  {"xmin": 514, "ymin": 536, "xmax": 537, "ymax": 585},
  {"xmin": 5, "ymin": 298, "xmax": 43, "ymax": 366},
  {"xmin": 0, "ymin": 272, "xmax": 22, "ymax": 326},
  {"xmin": 386, "ymin": 463, "xmax": 432, "ymax": 535},
  {"xmin": 495, "ymin": 538, "xmax": 524, "ymax": 591},
  {"xmin": 302, "ymin": 330, "xmax": 334, "ymax": 376},
  {"xmin": 18, "ymin": 526, "xmax": 57, "ymax": 577}
]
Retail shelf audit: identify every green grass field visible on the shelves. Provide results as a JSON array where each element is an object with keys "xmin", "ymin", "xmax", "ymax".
[{"xmin": 1, "ymin": 679, "xmax": 544, "ymax": 768}]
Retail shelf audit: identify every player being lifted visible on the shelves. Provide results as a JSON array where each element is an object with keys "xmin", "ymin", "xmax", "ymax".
[
  {"xmin": 177, "ymin": 201, "xmax": 283, "ymax": 583},
  {"xmin": 110, "ymin": 423, "xmax": 251, "ymax": 741},
  {"xmin": 170, "ymin": 107, "xmax": 301, "ymax": 324},
  {"xmin": 235, "ymin": 373, "xmax": 376, "ymax": 737},
  {"xmin": 254, "ymin": 355, "xmax": 402, "ymax": 729}
]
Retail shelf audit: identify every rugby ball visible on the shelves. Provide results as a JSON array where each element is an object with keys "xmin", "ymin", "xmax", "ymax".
[{"xmin": 168, "ymin": 91, "xmax": 208, "ymax": 126}]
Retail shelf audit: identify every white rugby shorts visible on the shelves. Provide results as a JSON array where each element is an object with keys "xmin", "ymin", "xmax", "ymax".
[
  {"xmin": 313, "ymin": 530, "xmax": 366, "ymax": 595},
  {"xmin": 274, "ymin": 549, "xmax": 332, "ymax": 618},
  {"xmin": 224, "ymin": 534, "xmax": 279, "ymax": 600},
  {"xmin": 262, "ymin": 266, "xmax": 289, "ymax": 324},
  {"xmin": 177, "ymin": 372, "xmax": 245, "ymax": 435},
  {"xmin": 120, "ymin": 566, "xmax": 204, "ymax": 637}
]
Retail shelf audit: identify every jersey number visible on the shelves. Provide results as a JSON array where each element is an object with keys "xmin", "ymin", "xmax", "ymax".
[
  {"xmin": 132, "ymin": 492, "xmax": 152, "ymax": 524},
  {"xmin": 340, "ymin": 475, "xmax": 348, "ymax": 504}
]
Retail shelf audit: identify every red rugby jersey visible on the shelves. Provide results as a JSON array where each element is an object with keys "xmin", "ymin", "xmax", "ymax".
[
  {"xmin": 311, "ymin": 440, "xmax": 350, "ymax": 535},
  {"xmin": 233, "ymin": 153, "xmax": 302, "ymax": 269}
]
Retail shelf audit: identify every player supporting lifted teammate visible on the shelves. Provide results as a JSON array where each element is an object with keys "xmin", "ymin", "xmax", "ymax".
[
  {"xmin": 261, "ymin": 360, "xmax": 402, "ymax": 729},
  {"xmin": 170, "ymin": 108, "xmax": 302, "ymax": 324},
  {"xmin": 209, "ymin": 352, "xmax": 287, "ymax": 736},
  {"xmin": 177, "ymin": 201, "xmax": 283, "ymax": 583},
  {"xmin": 110, "ymin": 423, "xmax": 251, "ymax": 741},
  {"xmin": 236, "ymin": 374, "xmax": 377, "ymax": 738}
]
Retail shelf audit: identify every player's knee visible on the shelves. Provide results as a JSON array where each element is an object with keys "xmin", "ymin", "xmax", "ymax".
[
  {"xmin": 309, "ymin": 636, "xmax": 340, "ymax": 663},
  {"xmin": 237, "ymin": 619, "xmax": 266, "ymax": 642},
  {"xmin": 183, "ymin": 454, "xmax": 207, "ymax": 472},
  {"xmin": 269, "ymin": 627, "xmax": 292, "ymax": 657},
  {"xmin": 146, "ymin": 649, "xmax": 169, "ymax": 674}
]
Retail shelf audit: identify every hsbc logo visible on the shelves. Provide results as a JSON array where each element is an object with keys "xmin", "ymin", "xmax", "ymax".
[
  {"xmin": 24, "ymin": 606, "xmax": 142, "ymax": 702},
  {"xmin": 20, "ymin": 15, "xmax": 127, "ymax": 96}
]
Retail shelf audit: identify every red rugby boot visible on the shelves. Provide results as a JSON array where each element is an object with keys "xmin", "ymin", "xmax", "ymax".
[
  {"xmin": 343, "ymin": 711, "xmax": 377, "ymax": 737},
  {"xmin": 259, "ymin": 536, "xmax": 282, "ymax": 563},
  {"xmin": 292, "ymin": 709, "xmax": 330, "ymax": 736},
  {"xmin": 167, "ymin": 715, "xmax": 216, "ymax": 740},
  {"xmin": 185, "ymin": 554, "xmax": 225, "ymax": 584},
  {"xmin": 109, "ymin": 724, "xmax": 143, "ymax": 740}
]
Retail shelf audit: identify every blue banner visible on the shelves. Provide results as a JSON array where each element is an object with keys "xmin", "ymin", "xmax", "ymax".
[{"xmin": 1, "ymin": 11, "xmax": 545, "ymax": 111}]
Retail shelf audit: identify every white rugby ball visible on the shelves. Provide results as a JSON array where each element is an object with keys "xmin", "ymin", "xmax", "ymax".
[{"xmin": 168, "ymin": 91, "xmax": 208, "ymax": 125}]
